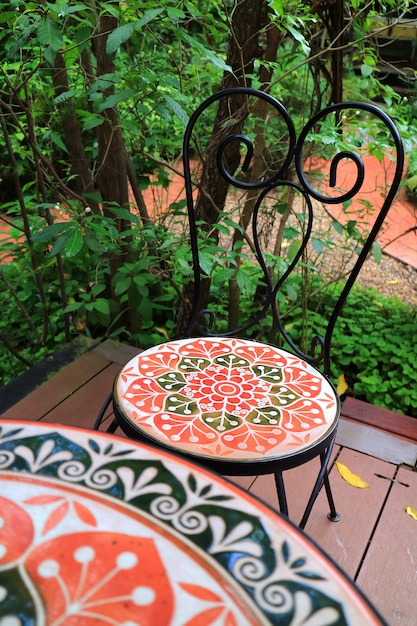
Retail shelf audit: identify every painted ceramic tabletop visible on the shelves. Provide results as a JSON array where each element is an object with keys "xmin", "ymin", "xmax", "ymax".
[
  {"xmin": 0, "ymin": 420, "xmax": 386, "ymax": 625},
  {"xmin": 115, "ymin": 337, "xmax": 339, "ymax": 461}
]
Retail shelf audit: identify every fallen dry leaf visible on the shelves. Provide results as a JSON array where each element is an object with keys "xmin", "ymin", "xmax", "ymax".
[
  {"xmin": 335, "ymin": 461, "xmax": 370, "ymax": 488},
  {"xmin": 155, "ymin": 327, "xmax": 171, "ymax": 341},
  {"xmin": 405, "ymin": 505, "xmax": 417, "ymax": 520},
  {"xmin": 337, "ymin": 374, "xmax": 348, "ymax": 396}
]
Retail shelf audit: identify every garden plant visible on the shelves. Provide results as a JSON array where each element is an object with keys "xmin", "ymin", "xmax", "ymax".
[{"xmin": 0, "ymin": 0, "xmax": 416, "ymax": 417}]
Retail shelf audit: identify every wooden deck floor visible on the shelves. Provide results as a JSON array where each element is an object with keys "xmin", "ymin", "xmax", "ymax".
[{"xmin": 1, "ymin": 338, "xmax": 417, "ymax": 625}]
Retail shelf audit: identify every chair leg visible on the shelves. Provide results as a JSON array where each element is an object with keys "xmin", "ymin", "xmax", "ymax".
[
  {"xmin": 93, "ymin": 392, "xmax": 114, "ymax": 430},
  {"xmin": 298, "ymin": 439, "xmax": 340, "ymax": 529},
  {"xmin": 274, "ymin": 471, "xmax": 289, "ymax": 517},
  {"xmin": 105, "ymin": 417, "xmax": 119, "ymax": 434},
  {"xmin": 323, "ymin": 469, "xmax": 341, "ymax": 523}
]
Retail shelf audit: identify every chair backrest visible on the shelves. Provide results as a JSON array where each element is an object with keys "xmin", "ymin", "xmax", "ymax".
[{"xmin": 182, "ymin": 87, "xmax": 404, "ymax": 377}]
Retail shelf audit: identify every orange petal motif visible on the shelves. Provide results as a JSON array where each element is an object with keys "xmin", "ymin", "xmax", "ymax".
[
  {"xmin": 0, "ymin": 496, "xmax": 35, "ymax": 564},
  {"xmin": 25, "ymin": 532, "xmax": 174, "ymax": 625},
  {"xmin": 42, "ymin": 501, "xmax": 70, "ymax": 535},
  {"xmin": 73, "ymin": 501, "xmax": 98, "ymax": 527}
]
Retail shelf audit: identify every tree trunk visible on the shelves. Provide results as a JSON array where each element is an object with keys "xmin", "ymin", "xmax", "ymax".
[
  {"xmin": 177, "ymin": 0, "xmax": 265, "ymax": 335},
  {"xmin": 228, "ymin": 20, "xmax": 283, "ymax": 330},
  {"xmin": 91, "ymin": 3, "xmax": 130, "ymax": 328},
  {"xmin": 51, "ymin": 51, "xmax": 100, "ymax": 213}
]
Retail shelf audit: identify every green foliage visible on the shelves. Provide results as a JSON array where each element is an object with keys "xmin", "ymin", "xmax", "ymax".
[
  {"xmin": 1, "ymin": 0, "xmax": 416, "ymax": 424},
  {"xmin": 282, "ymin": 283, "xmax": 417, "ymax": 417}
]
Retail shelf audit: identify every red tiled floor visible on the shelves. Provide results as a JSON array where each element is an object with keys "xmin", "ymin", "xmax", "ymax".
[
  {"xmin": 2, "ymin": 158, "xmax": 416, "ymax": 268},
  {"xmin": 141, "ymin": 156, "xmax": 417, "ymax": 269},
  {"xmin": 321, "ymin": 154, "xmax": 417, "ymax": 269}
]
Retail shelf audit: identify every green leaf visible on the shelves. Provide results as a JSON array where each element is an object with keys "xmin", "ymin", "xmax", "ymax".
[
  {"xmin": 286, "ymin": 283, "xmax": 298, "ymax": 301},
  {"xmin": 44, "ymin": 46, "xmax": 58, "ymax": 67},
  {"xmin": 65, "ymin": 229, "xmax": 84, "ymax": 257},
  {"xmin": 49, "ymin": 132, "xmax": 68, "ymax": 153},
  {"xmin": 163, "ymin": 95, "xmax": 189, "ymax": 126},
  {"xmin": 37, "ymin": 19, "xmax": 63, "ymax": 50},
  {"xmin": 372, "ymin": 241, "xmax": 382, "ymax": 264},
  {"xmin": 98, "ymin": 90, "xmax": 135, "ymax": 112},
  {"xmin": 167, "ymin": 6, "xmax": 186, "ymax": 20},
  {"xmin": 312, "ymin": 238, "xmax": 323, "ymax": 254},
  {"xmin": 107, "ymin": 206, "xmax": 139, "ymax": 224},
  {"xmin": 0, "ymin": 12, "xmax": 16, "ymax": 24},
  {"xmin": 32, "ymin": 223, "xmax": 71, "ymax": 243},
  {"xmin": 199, "ymin": 251, "xmax": 214, "ymax": 275},
  {"xmin": 106, "ymin": 9, "xmax": 163, "ymax": 55},
  {"xmin": 332, "ymin": 220, "xmax": 344, "ymax": 235},
  {"xmin": 114, "ymin": 276, "xmax": 132, "ymax": 296},
  {"xmin": 92, "ymin": 299, "xmax": 111, "ymax": 315},
  {"xmin": 81, "ymin": 116, "xmax": 104, "ymax": 132},
  {"xmin": 106, "ymin": 22, "xmax": 138, "ymax": 55},
  {"xmin": 180, "ymin": 31, "xmax": 232, "ymax": 74},
  {"xmin": 49, "ymin": 232, "xmax": 71, "ymax": 257},
  {"xmin": 360, "ymin": 64, "xmax": 373, "ymax": 77},
  {"xmin": 63, "ymin": 302, "xmax": 84, "ymax": 313},
  {"xmin": 406, "ymin": 174, "xmax": 417, "ymax": 192},
  {"xmin": 53, "ymin": 89, "xmax": 78, "ymax": 105},
  {"xmin": 287, "ymin": 240, "xmax": 302, "ymax": 262}
]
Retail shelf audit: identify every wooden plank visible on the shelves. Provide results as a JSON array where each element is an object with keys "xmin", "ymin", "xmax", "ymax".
[
  {"xmin": 0, "ymin": 336, "xmax": 97, "ymax": 412},
  {"xmin": 247, "ymin": 447, "xmax": 340, "ymax": 527},
  {"xmin": 41, "ymin": 363, "xmax": 121, "ymax": 429},
  {"xmin": 1, "ymin": 352, "xmax": 112, "ymax": 421},
  {"xmin": 224, "ymin": 475, "xmax": 257, "ymax": 490},
  {"xmin": 92, "ymin": 339, "xmax": 142, "ymax": 365},
  {"xmin": 304, "ymin": 448, "xmax": 396, "ymax": 579},
  {"xmin": 342, "ymin": 397, "xmax": 417, "ymax": 443},
  {"xmin": 248, "ymin": 448, "xmax": 396, "ymax": 579},
  {"xmin": 337, "ymin": 419, "xmax": 417, "ymax": 466},
  {"xmin": 356, "ymin": 467, "xmax": 417, "ymax": 626}
]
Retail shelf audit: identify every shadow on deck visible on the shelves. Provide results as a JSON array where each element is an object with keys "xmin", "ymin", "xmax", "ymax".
[{"xmin": 1, "ymin": 336, "xmax": 417, "ymax": 625}]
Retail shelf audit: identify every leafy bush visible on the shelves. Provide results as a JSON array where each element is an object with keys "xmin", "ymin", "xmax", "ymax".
[
  {"xmin": 282, "ymin": 282, "xmax": 417, "ymax": 417},
  {"xmin": 2, "ymin": 236, "xmax": 416, "ymax": 419}
]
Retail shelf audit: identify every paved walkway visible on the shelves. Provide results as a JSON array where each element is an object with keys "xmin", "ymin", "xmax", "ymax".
[
  {"xmin": 322, "ymin": 154, "xmax": 417, "ymax": 269},
  {"xmin": 2, "ymin": 157, "xmax": 416, "ymax": 268}
]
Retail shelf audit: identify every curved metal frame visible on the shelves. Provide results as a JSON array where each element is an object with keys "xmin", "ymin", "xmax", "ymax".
[
  {"xmin": 101, "ymin": 87, "xmax": 404, "ymax": 528},
  {"xmin": 183, "ymin": 87, "xmax": 404, "ymax": 377}
]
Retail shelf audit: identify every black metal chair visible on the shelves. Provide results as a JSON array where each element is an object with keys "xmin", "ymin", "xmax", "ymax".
[{"xmin": 96, "ymin": 87, "xmax": 404, "ymax": 528}]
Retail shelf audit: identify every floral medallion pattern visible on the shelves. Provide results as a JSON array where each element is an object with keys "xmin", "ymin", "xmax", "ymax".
[
  {"xmin": 0, "ymin": 421, "xmax": 386, "ymax": 625},
  {"xmin": 115, "ymin": 338, "xmax": 339, "ymax": 459}
]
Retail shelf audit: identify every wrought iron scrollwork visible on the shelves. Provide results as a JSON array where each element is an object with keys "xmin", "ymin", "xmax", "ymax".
[{"xmin": 182, "ymin": 86, "xmax": 405, "ymax": 376}]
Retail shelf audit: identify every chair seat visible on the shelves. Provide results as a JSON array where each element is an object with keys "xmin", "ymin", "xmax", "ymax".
[{"xmin": 114, "ymin": 337, "xmax": 339, "ymax": 467}]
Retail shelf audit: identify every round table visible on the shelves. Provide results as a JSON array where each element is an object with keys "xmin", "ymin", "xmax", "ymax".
[{"xmin": 0, "ymin": 419, "xmax": 386, "ymax": 625}]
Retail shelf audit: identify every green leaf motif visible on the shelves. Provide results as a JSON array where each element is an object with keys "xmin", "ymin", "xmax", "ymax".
[
  {"xmin": 88, "ymin": 439, "xmax": 100, "ymax": 454},
  {"xmin": 213, "ymin": 354, "xmax": 250, "ymax": 368},
  {"xmin": 252, "ymin": 364, "xmax": 283, "ymax": 384},
  {"xmin": 178, "ymin": 357, "xmax": 210, "ymax": 373},
  {"xmin": 247, "ymin": 407, "xmax": 280, "ymax": 426},
  {"xmin": 270, "ymin": 386, "xmax": 300, "ymax": 407},
  {"xmin": 157, "ymin": 372, "xmax": 186, "ymax": 392},
  {"xmin": 164, "ymin": 394, "xmax": 198, "ymax": 416},
  {"xmin": 202, "ymin": 412, "xmax": 242, "ymax": 432}
]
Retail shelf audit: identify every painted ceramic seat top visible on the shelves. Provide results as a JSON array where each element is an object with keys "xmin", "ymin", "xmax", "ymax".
[
  {"xmin": 0, "ymin": 420, "xmax": 385, "ymax": 626},
  {"xmin": 115, "ymin": 337, "xmax": 339, "ymax": 461}
]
